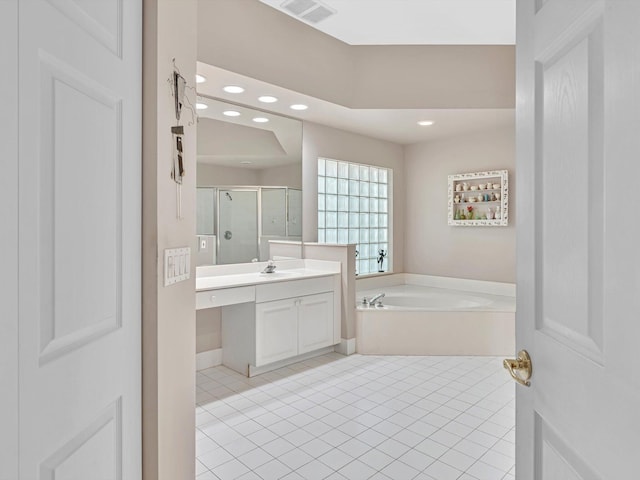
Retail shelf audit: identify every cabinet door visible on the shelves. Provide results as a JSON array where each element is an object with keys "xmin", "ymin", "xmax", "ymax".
[
  {"xmin": 298, "ymin": 292, "xmax": 334, "ymax": 355},
  {"xmin": 255, "ymin": 298, "xmax": 298, "ymax": 366}
]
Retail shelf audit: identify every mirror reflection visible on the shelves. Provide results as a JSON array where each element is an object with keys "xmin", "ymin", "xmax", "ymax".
[{"xmin": 196, "ymin": 98, "xmax": 303, "ymax": 265}]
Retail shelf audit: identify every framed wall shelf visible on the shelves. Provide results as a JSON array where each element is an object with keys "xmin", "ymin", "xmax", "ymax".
[{"xmin": 448, "ymin": 170, "xmax": 509, "ymax": 226}]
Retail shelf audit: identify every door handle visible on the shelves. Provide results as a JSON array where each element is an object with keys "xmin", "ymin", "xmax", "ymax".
[{"xmin": 503, "ymin": 350, "xmax": 532, "ymax": 387}]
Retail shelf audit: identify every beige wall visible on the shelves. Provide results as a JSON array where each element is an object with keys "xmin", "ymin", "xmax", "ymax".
[
  {"xmin": 197, "ymin": 163, "xmax": 259, "ymax": 186},
  {"xmin": 302, "ymin": 121, "xmax": 405, "ymax": 273},
  {"xmin": 196, "ymin": 309, "xmax": 221, "ymax": 353},
  {"xmin": 143, "ymin": 0, "xmax": 197, "ymax": 479},
  {"xmin": 259, "ymin": 163, "xmax": 303, "ymax": 189},
  {"xmin": 403, "ymin": 122, "xmax": 516, "ymax": 283},
  {"xmin": 197, "ymin": 163, "xmax": 302, "ymax": 189},
  {"xmin": 197, "ymin": 0, "xmax": 514, "ymax": 109}
]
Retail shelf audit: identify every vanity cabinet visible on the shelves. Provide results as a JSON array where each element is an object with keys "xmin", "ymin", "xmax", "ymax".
[
  {"xmin": 221, "ymin": 276, "xmax": 337, "ymax": 376},
  {"xmin": 255, "ymin": 297, "xmax": 299, "ymax": 365},
  {"xmin": 256, "ymin": 291, "xmax": 334, "ymax": 365}
]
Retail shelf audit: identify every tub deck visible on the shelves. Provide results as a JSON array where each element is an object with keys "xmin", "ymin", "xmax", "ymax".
[{"xmin": 355, "ymin": 276, "xmax": 515, "ymax": 356}]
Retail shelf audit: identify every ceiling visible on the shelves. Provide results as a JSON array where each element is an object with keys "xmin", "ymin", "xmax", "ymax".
[
  {"xmin": 258, "ymin": 0, "xmax": 515, "ymax": 45},
  {"xmin": 196, "ymin": 63, "xmax": 514, "ymax": 146}
]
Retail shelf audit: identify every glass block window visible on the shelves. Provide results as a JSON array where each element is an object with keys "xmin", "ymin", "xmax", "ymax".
[{"xmin": 318, "ymin": 158, "xmax": 391, "ymax": 276}]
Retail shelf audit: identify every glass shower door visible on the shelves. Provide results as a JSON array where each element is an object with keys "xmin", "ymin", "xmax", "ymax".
[{"xmin": 218, "ymin": 189, "xmax": 258, "ymax": 264}]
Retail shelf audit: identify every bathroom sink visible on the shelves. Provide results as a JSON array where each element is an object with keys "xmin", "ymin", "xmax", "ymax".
[{"xmin": 258, "ymin": 271, "xmax": 303, "ymax": 278}]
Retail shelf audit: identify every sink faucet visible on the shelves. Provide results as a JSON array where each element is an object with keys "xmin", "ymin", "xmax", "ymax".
[
  {"xmin": 262, "ymin": 260, "xmax": 277, "ymax": 274},
  {"xmin": 363, "ymin": 292, "xmax": 385, "ymax": 306}
]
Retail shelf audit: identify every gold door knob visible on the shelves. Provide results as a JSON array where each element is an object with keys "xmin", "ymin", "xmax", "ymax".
[{"xmin": 503, "ymin": 350, "xmax": 532, "ymax": 387}]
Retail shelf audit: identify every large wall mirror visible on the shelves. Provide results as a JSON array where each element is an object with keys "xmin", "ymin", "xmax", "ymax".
[{"xmin": 196, "ymin": 98, "xmax": 303, "ymax": 265}]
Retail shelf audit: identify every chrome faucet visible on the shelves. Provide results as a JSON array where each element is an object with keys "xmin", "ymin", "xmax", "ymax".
[
  {"xmin": 262, "ymin": 260, "xmax": 277, "ymax": 274},
  {"xmin": 363, "ymin": 292, "xmax": 385, "ymax": 306}
]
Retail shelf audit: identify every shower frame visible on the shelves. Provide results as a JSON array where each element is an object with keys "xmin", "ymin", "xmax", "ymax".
[{"xmin": 201, "ymin": 185, "xmax": 301, "ymax": 264}]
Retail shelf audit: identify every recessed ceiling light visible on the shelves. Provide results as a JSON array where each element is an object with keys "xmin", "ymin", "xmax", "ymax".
[
  {"xmin": 253, "ymin": 117, "xmax": 269, "ymax": 123},
  {"xmin": 223, "ymin": 110, "xmax": 241, "ymax": 117},
  {"xmin": 195, "ymin": 74, "xmax": 206, "ymax": 84},
  {"xmin": 195, "ymin": 103, "xmax": 208, "ymax": 110},
  {"xmin": 290, "ymin": 104, "xmax": 308, "ymax": 111},
  {"xmin": 418, "ymin": 120, "xmax": 434, "ymax": 126},
  {"xmin": 240, "ymin": 161, "xmax": 252, "ymax": 165},
  {"xmin": 258, "ymin": 95, "xmax": 278, "ymax": 103},
  {"xmin": 223, "ymin": 85, "xmax": 245, "ymax": 94}
]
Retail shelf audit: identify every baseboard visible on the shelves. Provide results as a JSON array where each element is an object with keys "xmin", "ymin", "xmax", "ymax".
[
  {"xmin": 335, "ymin": 338, "xmax": 357, "ymax": 356},
  {"xmin": 196, "ymin": 348, "xmax": 222, "ymax": 371},
  {"xmin": 248, "ymin": 346, "xmax": 335, "ymax": 377}
]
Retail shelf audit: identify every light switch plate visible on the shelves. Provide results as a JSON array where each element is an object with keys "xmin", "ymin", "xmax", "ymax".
[{"xmin": 164, "ymin": 247, "xmax": 191, "ymax": 286}]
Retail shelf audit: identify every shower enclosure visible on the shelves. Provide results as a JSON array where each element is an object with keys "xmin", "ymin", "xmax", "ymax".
[{"xmin": 197, "ymin": 186, "xmax": 302, "ymax": 265}]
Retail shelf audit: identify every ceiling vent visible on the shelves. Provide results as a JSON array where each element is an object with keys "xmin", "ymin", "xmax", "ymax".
[{"xmin": 281, "ymin": 0, "xmax": 336, "ymax": 24}]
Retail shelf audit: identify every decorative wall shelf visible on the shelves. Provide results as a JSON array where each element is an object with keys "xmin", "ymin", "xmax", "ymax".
[{"xmin": 448, "ymin": 170, "xmax": 509, "ymax": 226}]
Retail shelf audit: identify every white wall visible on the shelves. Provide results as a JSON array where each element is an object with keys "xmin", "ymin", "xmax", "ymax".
[
  {"xmin": 302, "ymin": 121, "xmax": 405, "ymax": 273},
  {"xmin": 404, "ymin": 122, "xmax": 516, "ymax": 283},
  {"xmin": 142, "ymin": 0, "xmax": 197, "ymax": 479}
]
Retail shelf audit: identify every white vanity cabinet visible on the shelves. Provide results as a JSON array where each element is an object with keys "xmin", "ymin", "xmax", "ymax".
[
  {"xmin": 297, "ymin": 292, "xmax": 334, "ymax": 354},
  {"xmin": 255, "ymin": 297, "xmax": 299, "ymax": 366},
  {"xmin": 221, "ymin": 275, "xmax": 338, "ymax": 376}
]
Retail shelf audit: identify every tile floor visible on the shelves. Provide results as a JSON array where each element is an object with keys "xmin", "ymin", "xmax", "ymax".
[{"xmin": 195, "ymin": 353, "xmax": 515, "ymax": 480}]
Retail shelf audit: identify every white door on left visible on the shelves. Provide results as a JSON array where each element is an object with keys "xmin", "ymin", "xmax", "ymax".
[{"xmin": 17, "ymin": 0, "xmax": 142, "ymax": 478}]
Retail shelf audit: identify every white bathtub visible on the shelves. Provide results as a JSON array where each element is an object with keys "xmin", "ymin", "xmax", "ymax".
[{"xmin": 356, "ymin": 275, "xmax": 515, "ymax": 356}]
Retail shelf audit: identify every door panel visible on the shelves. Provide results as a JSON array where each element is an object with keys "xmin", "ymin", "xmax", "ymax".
[
  {"xmin": 18, "ymin": 0, "xmax": 141, "ymax": 477},
  {"xmin": 256, "ymin": 299, "xmax": 298, "ymax": 366},
  {"xmin": 517, "ymin": 1, "xmax": 640, "ymax": 478},
  {"xmin": 0, "ymin": 1, "xmax": 19, "ymax": 478},
  {"xmin": 298, "ymin": 293, "xmax": 334, "ymax": 354}
]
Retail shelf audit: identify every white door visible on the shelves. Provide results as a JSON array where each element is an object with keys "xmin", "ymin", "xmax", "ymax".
[
  {"xmin": 516, "ymin": 0, "xmax": 640, "ymax": 478},
  {"xmin": 0, "ymin": 2, "xmax": 19, "ymax": 479},
  {"xmin": 298, "ymin": 292, "xmax": 334, "ymax": 354},
  {"xmin": 18, "ymin": 0, "xmax": 141, "ymax": 478},
  {"xmin": 256, "ymin": 298, "xmax": 298, "ymax": 366}
]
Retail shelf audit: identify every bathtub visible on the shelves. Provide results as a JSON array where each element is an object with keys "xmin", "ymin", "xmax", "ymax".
[{"xmin": 356, "ymin": 274, "xmax": 515, "ymax": 356}]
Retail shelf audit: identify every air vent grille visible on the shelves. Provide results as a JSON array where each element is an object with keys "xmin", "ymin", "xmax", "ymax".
[
  {"xmin": 281, "ymin": 0, "xmax": 336, "ymax": 24},
  {"xmin": 301, "ymin": 5, "xmax": 334, "ymax": 24},
  {"xmin": 282, "ymin": 0, "xmax": 317, "ymax": 15}
]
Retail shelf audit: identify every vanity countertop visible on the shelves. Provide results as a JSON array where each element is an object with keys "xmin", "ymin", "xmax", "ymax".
[
  {"xmin": 196, "ymin": 268, "xmax": 338, "ymax": 292},
  {"xmin": 196, "ymin": 259, "xmax": 342, "ymax": 293}
]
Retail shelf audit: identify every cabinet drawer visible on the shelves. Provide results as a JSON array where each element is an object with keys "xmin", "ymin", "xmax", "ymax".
[
  {"xmin": 196, "ymin": 286, "xmax": 255, "ymax": 309},
  {"xmin": 255, "ymin": 276, "xmax": 334, "ymax": 303}
]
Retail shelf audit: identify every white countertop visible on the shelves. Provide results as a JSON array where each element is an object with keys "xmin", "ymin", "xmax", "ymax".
[
  {"xmin": 196, "ymin": 268, "xmax": 338, "ymax": 292},
  {"xmin": 196, "ymin": 259, "xmax": 341, "ymax": 292}
]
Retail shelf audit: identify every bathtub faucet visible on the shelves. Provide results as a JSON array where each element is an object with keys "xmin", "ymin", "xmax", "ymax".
[{"xmin": 364, "ymin": 292, "xmax": 385, "ymax": 306}]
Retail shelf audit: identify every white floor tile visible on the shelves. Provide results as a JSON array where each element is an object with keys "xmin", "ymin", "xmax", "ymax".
[
  {"xmin": 439, "ymin": 448, "xmax": 477, "ymax": 471},
  {"xmin": 236, "ymin": 448, "xmax": 273, "ymax": 470},
  {"xmin": 398, "ymin": 448, "xmax": 436, "ymax": 471},
  {"xmin": 423, "ymin": 460, "xmax": 464, "ymax": 480},
  {"xmin": 210, "ymin": 458, "xmax": 250, "ymax": 480},
  {"xmin": 294, "ymin": 459, "xmax": 334, "ymax": 480},
  {"xmin": 337, "ymin": 459, "xmax": 377, "ymax": 480},
  {"xmin": 380, "ymin": 459, "xmax": 421, "ymax": 479},
  {"xmin": 195, "ymin": 354, "xmax": 514, "ymax": 480},
  {"xmin": 358, "ymin": 448, "xmax": 395, "ymax": 471},
  {"xmin": 252, "ymin": 459, "xmax": 292, "ymax": 480},
  {"xmin": 278, "ymin": 448, "xmax": 314, "ymax": 471},
  {"xmin": 466, "ymin": 460, "xmax": 509, "ymax": 480},
  {"xmin": 318, "ymin": 448, "xmax": 354, "ymax": 470}
]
